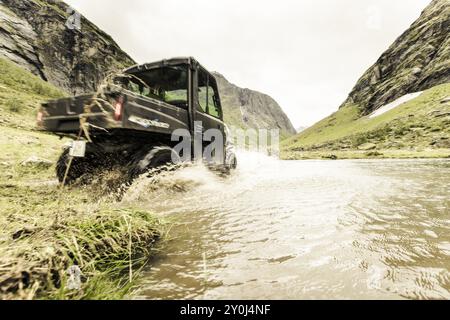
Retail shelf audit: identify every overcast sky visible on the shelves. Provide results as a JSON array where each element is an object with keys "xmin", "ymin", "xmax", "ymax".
[{"xmin": 65, "ymin": 0, "xmax": 430, "ymax": 128}]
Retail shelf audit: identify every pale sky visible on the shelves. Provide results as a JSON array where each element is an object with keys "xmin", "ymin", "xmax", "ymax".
[{"xmin": 65, "ymin": 0, "xmax": 431, "ymax": 128}]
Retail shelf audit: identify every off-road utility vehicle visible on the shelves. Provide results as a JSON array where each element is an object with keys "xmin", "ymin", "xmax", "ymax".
[{"xmin": 37, "ymin": 57, "xmax": 237, "ymax": 184}]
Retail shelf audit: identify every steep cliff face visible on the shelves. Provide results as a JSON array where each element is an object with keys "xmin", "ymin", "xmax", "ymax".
[
  {"xmin": 0, "ymin": 0, "xmax": 135, "ymax": 94},
  {"xmin": 342, "ymin": 0, "xmax": 449, "ymax": 114},
  {"xmin": 214, "ymin": 72, "xmax": 296, "ymax": 136},
  {"xmin": 0, "ymin": 5, "xmax": 45, "ymax": 80}
]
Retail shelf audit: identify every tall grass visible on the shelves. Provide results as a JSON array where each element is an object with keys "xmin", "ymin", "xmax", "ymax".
[{"xmin": 0, "ymin": 202, "xmax": 164, "ymax": 300}]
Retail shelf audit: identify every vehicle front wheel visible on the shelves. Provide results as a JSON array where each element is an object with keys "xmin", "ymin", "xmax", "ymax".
[{"xmin": 128, "ymin": 146, "xmax": 180, "ymax": 179}]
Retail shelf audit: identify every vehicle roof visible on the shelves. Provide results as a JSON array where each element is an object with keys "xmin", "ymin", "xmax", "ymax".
[{"xmin": 124, "ymin": 57, "xmax": 213, "ymax": 77}]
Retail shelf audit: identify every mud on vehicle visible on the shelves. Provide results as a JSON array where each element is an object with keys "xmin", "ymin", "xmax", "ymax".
[{"xmin": 37, "ymin": 57, "xmax": 237, "ymax": 184}]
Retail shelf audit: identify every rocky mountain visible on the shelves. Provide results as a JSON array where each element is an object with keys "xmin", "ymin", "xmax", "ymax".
[
  {"xmin": 342, "ymin": 0, "xmax": 449, "ymax": 114},
  {"xmin": 0, "ymin": 0, "xmax": 295, "ymax": 136},
  {"xmin": 0, "ymin": 0, "xmax": 134, "ymax": 95},
  {"xmin": 214, "ymin": 72, "xmax": 296, "ymax": 136},
  {"xmin": 283, "ymin": 0, "xmax": 449, "ymax": 159}
]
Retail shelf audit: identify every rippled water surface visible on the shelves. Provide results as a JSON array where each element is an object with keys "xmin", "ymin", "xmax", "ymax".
[{"xmin": 125, "ymin": 153, "xmax": 450, "ymax": 299}]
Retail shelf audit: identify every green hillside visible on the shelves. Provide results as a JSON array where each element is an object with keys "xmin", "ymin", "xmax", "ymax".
[
  {"xmin": 282, "ymin": 83, "xmax": 450, "ymax": 159},
  {"xmin": 0, "ymin": 58, "xmax": 66, "ymax": 128}
]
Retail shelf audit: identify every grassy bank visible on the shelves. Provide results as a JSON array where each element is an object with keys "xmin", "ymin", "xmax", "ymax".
[
  {"xmin": 0, "ymin": 58, "xmax": 164, "ymax": 299},
  {"xmin": 282, "ymin": 83, "xmax": 450, "ymax": 160},
  {"xmin": 281, "ymin": 148, "xmax": 450, "ymax": 160}
]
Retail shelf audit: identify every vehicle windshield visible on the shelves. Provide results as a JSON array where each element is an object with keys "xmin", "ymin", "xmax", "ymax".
[{"xmin": 115, "ymin": 65, "xmax": 188, "ymax": 108}]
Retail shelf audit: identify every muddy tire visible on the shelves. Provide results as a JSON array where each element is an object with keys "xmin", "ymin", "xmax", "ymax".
[
  {"xmin": 228, "ymin": 154, "xmax": 237, "ymax": 170},
  {"xmin": 56, "ymin": 148, "xmax": 101, "ymax": 185},
  {"xmin": 128, "ymin": 146, "xmax": 180, "ymax": 179},
  {"xmin": 224, "ymin": 148, "xmax": 237, "ymax": 172}
]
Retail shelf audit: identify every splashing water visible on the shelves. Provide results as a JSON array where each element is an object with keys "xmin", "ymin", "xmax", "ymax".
[{"xmin": 120, "ymin": 153, "xmax": 450, "ymax": 300}]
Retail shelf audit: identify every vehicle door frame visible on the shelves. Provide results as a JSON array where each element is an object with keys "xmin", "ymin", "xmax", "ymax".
[{"xmin": 188, "ymin": 61, "xmax": 226, "ymax": 163}]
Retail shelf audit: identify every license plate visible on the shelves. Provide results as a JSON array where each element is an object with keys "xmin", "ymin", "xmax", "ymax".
[{"xmin": 69, "ymin": 140, "xmax": 86, "ymax": 157}]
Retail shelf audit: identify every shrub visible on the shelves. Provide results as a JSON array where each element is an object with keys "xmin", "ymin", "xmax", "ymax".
[{"xmin": 5, "ymin": 97, "xmax": 22, "ymax": 113}]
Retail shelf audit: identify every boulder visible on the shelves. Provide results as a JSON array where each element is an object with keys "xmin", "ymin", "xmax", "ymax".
[
  {"xmin": 357, "ymin": 143, "xmax": 377, "ymax": 151},
  {"xmin": 321, "ymin": 154, "xmax": 338, "ymax": 160},
  {"xmin": 440, "ymin": 97, "xmax": 450, "ymax": 104},
  {"xmin": 20, "ymin": 155, "xmax": 53, "ymax": 168}
]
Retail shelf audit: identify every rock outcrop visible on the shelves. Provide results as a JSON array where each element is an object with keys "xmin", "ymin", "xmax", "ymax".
[
  {"xmin": 0, "ymin": 0, "xmax": 135, "ymax": 95},
  {"xmin": 214, "ymin": 72, "xmax": 296, "ymax": 136},
  {"xmin": 0, "ymin": 4, "xmax": 46, "ymax": 80},
  {"xmin": 341, "ymin": 0, "xmax": 450, "ymax": 114}
]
